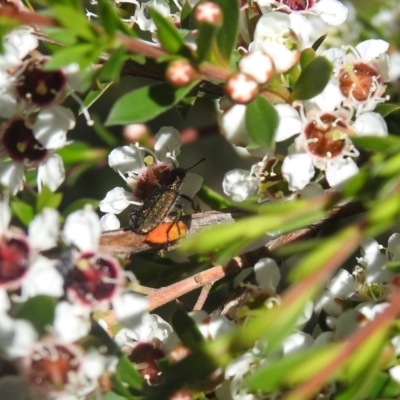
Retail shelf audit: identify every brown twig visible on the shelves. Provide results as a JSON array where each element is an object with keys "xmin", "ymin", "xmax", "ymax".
[{"xmin": 193, "ymin": 283, "xmax": 213, "ymax": 311}]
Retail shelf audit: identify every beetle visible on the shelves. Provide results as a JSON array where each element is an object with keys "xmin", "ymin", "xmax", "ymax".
[{"xmin": 130, "ymin": 158, "xmax": 205, "ymax": 235}]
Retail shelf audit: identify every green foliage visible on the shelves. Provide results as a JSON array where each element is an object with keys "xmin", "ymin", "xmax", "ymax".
[
  {"xmin": 36, "ymin": 185, "xmax": 63, "ymax": 212},
  {"xmin": 212, "ymin": 0, "xmax": 239, "ymax": 63},
  {"xmin": 13, "ymin": 296, "xmax": 57, "ymax": 336},
  {"xmin": 151, "ymin": 8, "xmax": 192, "ymax": 58},
  {"xmin": 292, "ymin": 56, "xmax": 333, "ymax": 100},
  {"xmin": 245, "ymin": 95, "xmax": 279, "ymax": 147},
  {"xmin": 10, "ymin": 199, "xmax": 35, "ymax": 226},
  {"xmin": 171, "ymin": 307, "xmax": 205, "ymax": 351},
  {"xmin": 106, "ymin": 81, "xmax": 199, "ymax": 125}
]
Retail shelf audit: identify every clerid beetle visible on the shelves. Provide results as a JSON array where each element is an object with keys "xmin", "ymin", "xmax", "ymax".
[{"xmin": 130, "ymin": 158, "xmax": 205, "ymax": 235}]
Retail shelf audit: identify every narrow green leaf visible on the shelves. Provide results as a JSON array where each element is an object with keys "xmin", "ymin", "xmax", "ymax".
[
  {"xmin": 171, "ymin": 307, "xmax": 205, "ymax": 352},
  {"xmin": 80, "ymin": 82, "xmax": 114, "ymax": 114},
  {"xmin": 197, "ymin": 185, "xmax": 232, "ymax": 209},
  {"xmin": 150, "ymin": 8, "xmax": 190, "ymax": 57},
  {"xmin": 212, "ymin": 0, "xmax": 239, "ymax": 62},
  {"xmin": 51, "ymin": 5, "xmax": 95, "ymax": 41},
  {"xmin": 36, "ymin": 186, "xmax": 63, "ymax": 212},
  {"xmin": 104, "ymin": 392, "xmax": 128, "ymax": 400},
  {"xmin": 375, "ymin": 103, "xmax": 400, "ymax": 117},
  {"xmin": 351, "ymin": 135, "xmax": 400, "ymax": 153},
  {"xmin": 100, "ymin": 47, "xmax": 128, "ymax": 81},
  {"xmin": 289, "ymin": 225, "xmax": 361, "ymax": 281},
  {"xmin": 58, "ymin": 142, "xmax": 107, "ymax": 165},
  {"xmin": 293, "ymin": 56, "xmax": 333, "ymax": 100},
  {"xmin": 10, "ymin": 200, "xmax": 34, "ymax": 226},
  {"xmin": 13, "ymin": 296, "xmax": 57, "ymax": 335},
  {"xmin": 116, "ymin": 356, "xmax": 144, "ymax": 391},
  {"xmin": 300, "ymin": 48, "xmax": 316, "ymax": 69},
  {"xmin": 44, "ymin": 43, "xmax": 102, "ymax": 70},
  {"xmin": 196, "ymin": 23, "xmax": 219, "ymax": 62},
  {"xmin": 248, "ymin": 345, "xmax": 339, "ymax": 392},
  {"xmin": 312, "ymin": 34, "xmax": 327, "ymax": 51},
  {"xmin": 44, "ymin": 27, "xmax": 78, "ymax": 46},
  {"xmin": 106, "ymin": 81, "xmax": 198, "ymax": 125},
  {"xmin": 245, "ymin": 95, "xmax": 279, "ymax": 147}
]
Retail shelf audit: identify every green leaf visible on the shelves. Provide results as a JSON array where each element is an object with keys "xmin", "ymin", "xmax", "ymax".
[
  {"xmin": 171, "ymin": 307, "xmax": 205, "ymax": 352},
  {"xmin": 312, "ymin": 34, "xmax": 327, "ymax": 51},
  {"xmin": 245, "ymin": 95, "xmax": 279, "ymax": 147},
  {"xmin": 293, "ymin": 56, "xmax": 333, "ymax": 100},
  {"xmin": 299, "ymin": 48, "xmax": 316, "ymax": 69},
  {"xmin": 80, "ymin": 82, "xmax": 114, "ymax": 114},
  {"xmin": 197, "ymin": 185, "xmax": 232, "ymax": 209},
  {"xmin": 51, "ymin": 5, "xmax": 95, "ymax": 41},
  {"xmin": 150, "ymin": 8, "xmax": 190, "ymax": 57},
  {"xmin": 13, "ymin": 296, "xmax": 57, "ymax": 335},
  {"xmin": 104, "ymin": 392, "xmax": 128, "ymax": 400},
  {"xmin": 99, "ymin": 47, "xmax": 128, "ymax": 81},
  {"xmin": 196, "ymin": 22, "xmax": 219, "ymax": 62},
  {"xmin": 351, "ymin": 135, "xmax": 400, "ymax": 153},
  {"xmin": 375, "ymin": 103, "xmax": 400, "ymax": 117},
  {"xmin": 44, "ymin": 43, "xmax": 103, "ymax": 71},
  {"xmin": 92, "ymin": 117, "xmax": 119, "ymax": 147},
  {"xmin": 36, "ymin": 186, "xmax": 63, "ymax": 212},
  {"xmin": 247, "ymin": 345, "xmax": 339, "ymax": 392},
  {"xmin": 10, "ymin": 199, "xmax": 34, "ymax": 226},
  {"xmin": 44, "ymin": 27, "xmax": 78, "ymax": 46},
  {"xmin": 106, "ymin": 81, "xmax": 199, "ymax": 125},
  {"xmin": 116, "ymin": 356, "xmax": 144, "ymax": 391},
  {"xmin": 212, "ymin": 0, "xmax": 239, "ymax": 62},
  {"xmin": 58, "ymin": 142, "xmax": 107, "ymax": 165}
]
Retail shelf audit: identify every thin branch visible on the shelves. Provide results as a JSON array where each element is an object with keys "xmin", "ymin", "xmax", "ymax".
[{"xmin": 193, "ymin": 283, "xmax": 213, "ymax": 311}]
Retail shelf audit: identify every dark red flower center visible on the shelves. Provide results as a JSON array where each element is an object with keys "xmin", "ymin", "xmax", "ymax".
[
  {"xmin": 16, "ymin": 60, "xmax": 66, "ymax": 107},
  {"xmin": 338, "ymin": 62, "xmax": 381, "ymax": 102},
  {"xmin": 1, "ymin": 118, "xmax": 47, "ymax": 163},
  {"xmin": 0, "ymin": 236, "xmax": 30, "ymax": 285},
  {"xmin": 27, "ymin": 343, "xmax": 79, "ymax": 392},
  {"xmin": 281, "ymin": 0, "xmax": 313, "ymax": 11},
  {"xmin": 67, "ymin": 251, "xmax": 120, "ymax": 305},
  {"xmin": 304, "ymin": 114, "xmax": 348, "ymax": 158},
  {"xmin": 129, "ymin": 343, "xmax": 165, "ymax": 385}
]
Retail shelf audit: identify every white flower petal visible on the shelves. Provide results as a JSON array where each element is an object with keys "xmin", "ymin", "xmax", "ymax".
[
  {"xmin": 28, "ymin": 208, "xmax": 59, "ymax": 251},
  {"xmin": 353, "ymin": 112, "xmax": 388, "ymax": 137},
  {"xmin": 63, "ymin": 208, "xmax": 101, "ymax": 251},
  {"xmin": 37, "ymin": 154, "xmax": 65, "ymax": 192},
  {"xmin": 222, "ymin": 169, "xmax": 257, "ymax": 202},
  {"xmin": 327, "ymin": 269, "xmax": 356, "ymax": 299},
  {"xmin": 239, "ymin": 51, "xmax": 274, "ymax": 84},
  {"xmin": 54, "ymin": 302, "xmax": 91, "ymax": 342},
  {"xmin": 99, "ymin": 187, "xmax": 137, "ymax": 214},
  {"xmin": 0, "ymin": 199, "xmax": 11, "ymax": 235},
  {"xmin": 389, "ymin": 365, "xmax": 400, "ymax": 384},
  {"xmin": 108, "ymin": 145, "xmax": 144, "ymax": 174},
  {"xmin": 282, "ymin": 332, "xmax": 313, "ymax": 355},
  {"xmin": 154, "ymin": 126, "xmax": 181, "ymax": 161},
  {"xmin": 313, "ymin": 0, "xmax": 348, "ymax": 26},
  {"xmin": 219, "ymin": 104, "xmax": 249, "ymax": 145},
  {"xmin": 0, "ymin": 314, "xmax": 37, "ymax": 359},
  {"xmin": 100, "ymin": 213, "xmax": 121, "ymax": 231},
  {"xmin": 179, "ymin": 172, "xmax": 203, "ymax": 199},
  {"xmin": 274, "ymin": 104, "xmax": 302, "ymax": 141},
  {"xmin": 113, "ymin": 292, "xmax": 149, "ymax": 330},
  {"xmin": 22, "ymin": 256, "xmax": 64, "ymax": 298},
  {"xmin": 325, "ymin": 159, "xmax": 358, "ymax": 189},
  {"xmin": 282, "ymin": 153, "xmax": 315, "ymax": 191},
  {"xmin": 33, "ymin": 106, "xmax": 75, "ymax": 149},
  {"xmin": 0, "ymin": 162, "xmax": 24, "ymax": 195},
  {"xmin": 0, "ymin": 289, "xmax": 10, "ymax": 313},
  {"xmin": 254, "ymin": 257, "xmax": 281, "ymax": 291},
  {"xmin": 355, "ymin": 39, "xmax": 389, "ymax": 60}
]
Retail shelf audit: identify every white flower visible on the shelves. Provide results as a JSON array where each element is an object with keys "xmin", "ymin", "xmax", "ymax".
[
  {"xmin": 222, "ymin": 169, "xmax": 258, "ymax": 202},
  {"xmin": 254, "ymin": 257, "xmax": 281, "ymax": 291},
  {"xmin": 132, "ymin": 0, "xmax": 171, "ymax": 32},
  {"xmin": 249, "ymin": 12, "xmax": 300, "ymax": 73}
]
